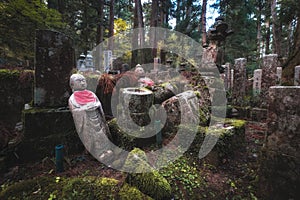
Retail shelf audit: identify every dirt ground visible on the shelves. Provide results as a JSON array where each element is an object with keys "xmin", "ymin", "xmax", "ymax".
[{"xmin": 0, "ymin": 121, "xmax": 267, "ymax": 199}]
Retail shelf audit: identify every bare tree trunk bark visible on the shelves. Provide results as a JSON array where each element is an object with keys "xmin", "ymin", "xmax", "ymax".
[
  {"xmin": 283, "ymin": 12, "xmax": 300, "ymax": 82},
  {"xmin": 271, "ymin": 0, "xmax": 282, "ymax": 57},
  {"xmin": 201, "ymin": 0, "xmax": 207, "ymax": 47},
  {"xmin": 108, "ymin": 0, "xmax": 115, "ymax": 51},
  {"xmin": 150, "ymin": 0, "xmax": 159, "ymax": 59},
  {"xmin": 96, "ymin": 0, "xmax": 104, "ymax": 71},
  {"xmin": 132, "ymin": 0, "xmax": 144, "ymax": 66},
  {"xmin": 256, "ymin": 1, "xmax": 262, "ymax": 59}
]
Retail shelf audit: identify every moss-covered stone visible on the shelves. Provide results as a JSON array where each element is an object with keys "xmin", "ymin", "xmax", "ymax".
[
  {"xmin": 18, "ymin": 108, "xmax": 83, "ymax": 161},
  {"xmin": 0, "ymin": 176, "xmax": 152, "ymax": 200},
  {"xmin": 0, "ymin": 69, "xmax": 33, "ymax": 126},
  {"xmin": 184, "ymin": 119, "xmax": 246, "ymax": 165},
  {"xmin": 118, "ymin": 184, "xmax": 153, "ymax": 200},
  {"xmin": 124, "ymin": 148, "xmax": 172, "ymax": 200}
]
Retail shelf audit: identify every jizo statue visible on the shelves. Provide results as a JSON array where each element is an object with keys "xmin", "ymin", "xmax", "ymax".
[{"xmin": 69, "ymin": 74, "xmax": 112, "ymax": 161}]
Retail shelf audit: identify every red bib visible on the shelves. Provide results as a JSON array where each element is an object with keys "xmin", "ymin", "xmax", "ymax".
[{"xmin": 73, "ymin": 90, "xmax": 96, "ymax": 105}]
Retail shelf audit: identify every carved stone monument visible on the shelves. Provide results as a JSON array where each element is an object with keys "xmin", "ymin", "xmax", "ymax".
[
  {"xmin": 203, "ymin": 16, "xmax": 233, "ymax": 68},
  {"xmin": 253, "ymin": 69, "xmax": 262, "ymax": 96},
  {"xmin": 261, "ymin": 86, "xmax": 300, "ymax": 199},
  {"xmin": 34, "ymin": 29, "xmax": 75, "ymax": 107},
  {"xmin": 294, "ymin": 65, "xmax": 300, "ymax": 86},
  {"xmin": 260, "ymin": 54, "xmax": 278, "ymax": 107},
  {"xmin": 232, "ymin": 58, "xmax": 247, "ymax": 106},
  {"xmin": 276, "ymin": 67, "xmax": 282, "ymax": 85},
  {"xmin": 224, "ymin": 62, "xmax": 231, "ymax": 90}
]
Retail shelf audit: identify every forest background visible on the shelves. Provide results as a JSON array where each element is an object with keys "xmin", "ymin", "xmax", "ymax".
[{"xmin": 1, "ymin": 0, "xmax": 300, "ymax": 82}]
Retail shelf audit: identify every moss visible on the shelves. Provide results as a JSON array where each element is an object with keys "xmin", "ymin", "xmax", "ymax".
[
  {"xmin": 0, "ymin": 69, "xmax": 21, "ymax": 80},
  {"xmin": 118, "ymin": 184, "xmax": 153, "ymax": 200},
  {"xmin": 160, "ymin": 156, "xmax": 203, "ymax": 199},
  {"xmin": 0, "ymin": 176, "xmax": 154, "ymax": 200},
  {"xmin": 124, "ymin": 148, "xmax": 172, "ymax": 200},
  {"xmin": 0, "ymin": 176, "xmax": 64, "ymax": 200},
  {"xmin": 108, "ymin": 118, "xmax": 136, "ymax": 151},
  {"xmin": 225, "ymin": 118, "xmax": 246, "ymax": 129}
]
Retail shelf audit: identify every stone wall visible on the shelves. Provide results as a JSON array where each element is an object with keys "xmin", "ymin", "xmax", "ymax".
[{"xmin": 260, "ymin": 86, "xmax": 300, "ymax": 199}]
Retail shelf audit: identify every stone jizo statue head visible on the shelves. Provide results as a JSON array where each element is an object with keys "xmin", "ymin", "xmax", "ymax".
[
  {"xmin": 134, "ymin": 66, "xmax": 145, "ymax": 78},
  {"xmin": 70, "ymin": 74, "xmax": 87, "ymax": 92}
]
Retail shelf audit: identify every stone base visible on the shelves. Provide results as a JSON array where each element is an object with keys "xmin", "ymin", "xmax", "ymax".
[
  {"xmin": 251, "ymin": 107, "xmax": 268, "ymax": 122},
  {"xmin": 17, "ymin": 108, "xmax": 84, "ymax": 161}
]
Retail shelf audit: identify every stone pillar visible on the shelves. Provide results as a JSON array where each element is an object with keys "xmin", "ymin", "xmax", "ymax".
[
  {"xmin": 253, "ymin": 69, "xmax": 262, "ymax": 96},
  {"xmin": 261, "ymin": 86, "xmax": 300, "ymax": 199},
  {"xmin": 224, "ymin": 62, "xmax": 231, "ymax": 90},
  {"xmin": 276, "ymin": 67, "xmax": 282, "ymax": 85},
  {"xmin": 294, "ymin": 65, "xmax": 300, "ymax": 86},
  {"xmin": 154, "ymin": 57, "xmax": 160, "ymax": 71},
  {"xmin": 260, "ymin": 54, "xmax": 278, "ymax": 107},
  {"xmin": 232, "ymin": 58, "xmax": 247, "ymax": 106},
  {"xmin": 230, "ymin": 69, "xmax": 234, "ymax": 91},
  {"xmin": 34, "ymin": 30, "xmax": 75, "ymax": 107}
]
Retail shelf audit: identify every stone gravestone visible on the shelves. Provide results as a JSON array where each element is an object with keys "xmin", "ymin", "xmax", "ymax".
[
  {"xmin": 253, "ymin": 69, "xmax": 262, "ymax": 96},
  {"xmin": 294, "ymin": 65, "xmax": 300, "ymax": 86},
  {"xmin": 224, "ymin": 62, "xmax": 231, "ymax": 90},
  {"xmin": 19, "ymin": 30, "xmax": 81, "ymax": 161},
  {"xmin": 232, "ymin": 58, "xmax": 247, "ymax": 106},
  {"xmin": 230, "ymin": 69, "xmax": 234, "ymax": 91},
  {"xmin": 34, "ymin": 29, "xmax": 75, "ymax": 107},
  {"xmin": 261, "ymin": 86, "xmax": 300, "ymax": 199},
  {"xmin": 276, "ymin": 67, "xmax": 282, "ymax": 85},
  {"xmin": 260, "ymin": 54, "xmax": 278, "ymax": 107}
]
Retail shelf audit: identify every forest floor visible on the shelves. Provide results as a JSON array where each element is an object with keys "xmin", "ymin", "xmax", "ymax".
[{"xmin": 0, "ymin": 120, "xmax": 267, "ymax": 199}]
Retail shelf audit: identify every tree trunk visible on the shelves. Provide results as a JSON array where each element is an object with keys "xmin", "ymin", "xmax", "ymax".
[
  {"xmin": 271, "ymin": 0, "xmax": 282, "ymax": 57},
  {"xmin": 282, "ymin": 11, "xmax": 300, "ymax": 82},
  {"xmin": 96, "ymin": 0, "xmax": 104, "ymax": 71},
  {"xmin": 256, "ymin": 1, "xmax": 262, "ymax": 59},
  {"xmin": 108, "ymin": 0, "xmax": 115, "ymax": 51},
  {"xmin": 131, "ymin": 0, "xmax": 144, "ymax": 66},
  {"xmin": 150, "ymin": 0, "xmax": 159, "ymax": 59},
  {"xmin": 264, "ymin": 0, "xmax": 271, "ymax": 55},
  {"xmin": 201, "ymin": 0, "xmax": 207, "ymax": 47}
]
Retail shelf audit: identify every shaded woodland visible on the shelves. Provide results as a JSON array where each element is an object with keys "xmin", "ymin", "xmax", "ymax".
[{"xmin": 0, "ymin": 0, "xmax": 300, "ymax": 81}]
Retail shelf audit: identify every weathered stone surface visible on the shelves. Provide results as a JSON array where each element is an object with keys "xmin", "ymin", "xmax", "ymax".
[
  {"xmin": 34, "ymin": 30, "xmax": 75, "ymax": 107},
  {"xmin": 123, "ymin": 148, "xmax": 172, "ymax": 200},
  {"xmin": 0, "ymin": 70, "xmax": 33, "ymax": 126},
  {"xmin": 162, "ymin": 90, "xmax": 208, "ymax": 136},
  {"xmin": 294, "ymin": 65, "xmax": 300, "ymax": 86},
  {"xmin": 117, "ymin": 88, "xmax": 154, "ymax": 129},
  {"xmin": 19, "ymin": 108, "xmax": 83, "ymax": 161},
  {"xmin": 232, "ymin": 58, "xmax": 247, "ymax": 106},
  {"xmin": 276, "ymin": 67, "xmax": 282, "ymax": 85},
  {"xmin": 260, "ymin": 54, "xmax": 278, "ymax": 108},
  {"xmin": 224, "ymin": 62, "xmax": 231, "ymax": 90},
  {"xmin": 260, "ymin": 86, "xmax": 300, "ymax": 199},
  {"xmin": 253, "ymin": 69, "xmax": 262, "ymax": 96}
]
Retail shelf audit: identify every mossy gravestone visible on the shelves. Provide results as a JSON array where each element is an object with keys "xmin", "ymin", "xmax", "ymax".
[
  {"xmin": 19, "ymin": 30, "xmax": 80, "ymax": 161},
  {"xmin": 261, "ymin": 86, "xmax": 300, "ymax": 199},
  {"xmin": 34, "ymin": 29, "xmax": 74, "ymax": 107}
]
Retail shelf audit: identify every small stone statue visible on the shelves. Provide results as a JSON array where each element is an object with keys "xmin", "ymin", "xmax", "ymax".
[
  {"xmin": 134, "ymin": 66, "xmax": 154, "ymax": 87},
  {"xmin": 69, "ymin": 74, "xmax": 112, "ymax": 161}
]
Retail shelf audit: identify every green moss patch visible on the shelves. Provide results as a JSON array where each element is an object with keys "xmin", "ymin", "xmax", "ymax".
[
  {"xmin": 124, "ymin": 148, "xmax": 172, "ymax": 200},
  {"xmin": 0, "ymin": 176, "xmax": 152, "ymax": 200}
]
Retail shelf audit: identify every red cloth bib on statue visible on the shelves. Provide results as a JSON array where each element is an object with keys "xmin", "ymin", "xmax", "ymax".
[{"xmin": 73, "ymin": 90, "xmax": 96, "ymax": 105}]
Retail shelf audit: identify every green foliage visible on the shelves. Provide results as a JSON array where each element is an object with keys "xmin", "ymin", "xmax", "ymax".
[
  {"xmin": 0, "ymin": 0, "xmax": 65, "ymax": 61},
  {"xmin": 160, "ymin": 156, "xmax": 203, "ymax": 200}
]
